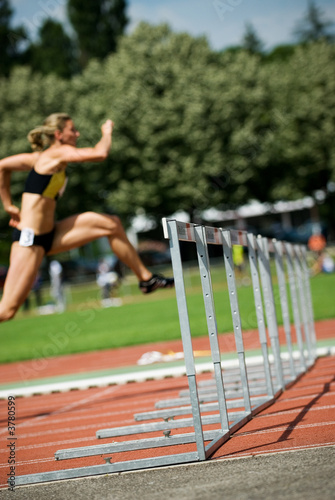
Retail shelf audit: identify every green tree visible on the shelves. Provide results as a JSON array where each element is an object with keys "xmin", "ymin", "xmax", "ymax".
[
  {"xmin": 266, "ymin": 42, "xmax": 335, "ymax": 232},
  {"xmin": 267, "ymin": 42, "xmax": 335, "ymax": 198},
  {"xmin": 293, "ymin": 1, "xmax": 334, "ymax": 43},
  {"xmin": 75, "ymin": 24, "xmax": 276, "ymax": 222},
  {"xmin": 241, "ymin": 22, "xmax": 264, "ymax": 54},
  {"xmin": 28, "ymin": 19, "xmax": 77, "ymax": 78},
  {"xmin": 0, "ymin": 0, "xmax": 27, "ymax": 77},
  {"xmin": 265, "ymin": 44, "xmax": 296, "ymax": 63},
  {"xmin": 67, "ymin": 0, "xmax": 128, "ymax": 68},
  {"xmin": 1, "ymin": 24, "xmax": 335, "ymax": 237},
  {"xmin": 0, "ymin": 24, "xmax": 287, "ymax": 229},
  {"xmin": 63, "ymin": 24, "xmax": 226, "ymax": 222}
]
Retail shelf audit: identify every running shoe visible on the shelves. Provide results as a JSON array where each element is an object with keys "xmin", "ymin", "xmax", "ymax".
[{"xmin": 139, "ymin": 274, "xmax": 174, "ymax": 294}]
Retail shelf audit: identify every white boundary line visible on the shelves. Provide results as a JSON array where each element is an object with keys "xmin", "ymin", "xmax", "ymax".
[{"xmin": 1, "ymin": 347, "xmax": 334, "ymax": 399}]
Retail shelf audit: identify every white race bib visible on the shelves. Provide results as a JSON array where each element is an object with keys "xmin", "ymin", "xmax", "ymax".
[{"xmin": 19, "ymin": 228, "xmax": 35, "ymax": 247}]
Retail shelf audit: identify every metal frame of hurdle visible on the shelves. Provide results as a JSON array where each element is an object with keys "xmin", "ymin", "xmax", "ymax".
[{"xmin": 14, "ymin": 218, "xmax": 317, "ymax": 486}]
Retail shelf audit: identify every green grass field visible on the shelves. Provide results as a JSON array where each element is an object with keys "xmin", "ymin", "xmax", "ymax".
[{"xmin": 0, "ymin": 264, "xmax": 334, "ymax": 364}]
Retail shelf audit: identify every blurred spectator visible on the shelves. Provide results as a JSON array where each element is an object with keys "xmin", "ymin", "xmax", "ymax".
[
  {"xmin": 96, "ymin": 258, "xmax": 122, "ymax": 307},
  {"xmin": 49, "ymin": 260, "xmax": 66, "ymax": 312},
  {"xmin": 311, "ymin": 251, "xmax": 335, "ymax": 276},
  {"xmin": 233, "ymin": 245, "xmax": 244, "ymax": 274},
  {"xmin": 322, "ymin": 253, "xmax": 335, "ymax": 273},
  {"xmin": 308, "ymin": 233, "xmax": 326, "ymax": 252},
  {"xmin": 232, "ymin": 244, "xmax": 250, "ymax": 285}
]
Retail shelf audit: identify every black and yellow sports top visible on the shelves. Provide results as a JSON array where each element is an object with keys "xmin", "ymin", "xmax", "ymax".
[{"xmin": 24, "ymin": 168, "xmax": 67, "ymax": 200}]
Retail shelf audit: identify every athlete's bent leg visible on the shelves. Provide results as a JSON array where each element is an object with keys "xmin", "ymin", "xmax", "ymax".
[
  {"xmin": 49, "ymin": 212, "xmax": 173, "ymax": 291},
  {"xmin": 49, "ymin": 212, "xmax": 151, "ymax": 280}
]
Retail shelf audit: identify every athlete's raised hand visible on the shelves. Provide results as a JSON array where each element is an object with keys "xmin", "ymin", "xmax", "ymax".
[{"xmin": 101, "ymin": 119, "xmax": 114, "ymax": 136}]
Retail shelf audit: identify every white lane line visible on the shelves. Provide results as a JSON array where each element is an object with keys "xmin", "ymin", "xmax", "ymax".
[
  {"xmin": 0, "ymin": 418, "xmax": 136, "ymax": 446},
  {"xmin": 288, "ymin": 381, "xmax": 335, "ymax": 392},
  {"xmin": 0, "ymin": 365, "xmax": 202, "ymax": 399},
  {"xmin": 278, "ymin": 390, "xmax": 335, "ymax": 403},
  {"xmin": 256, "ymin": 404, "xmax": 335, "ymax": 419},
  {"xmin": 220, "ymin": 442, "xmax": 335, "ymax": 459},
  {"xmin": 8, "ymin": 406, "xmax": 154, "ymax": 429},
  {"xmin": 1, "ymin": 421, "xmax": 334, "ymax": 456},
  {"xmin": 5, "ymin": 384, "xmax": 332, "ymax": 427},
  {"xmin": 0, "ymin": 385, "xmax": 121, "ymax": 436},
  {"xmin": 3, "ymin": 348, "xmax": 333, "ymax": 400},
  {"xmin": 0, "ymin": 435, "xmax": 98, "ymax": 453},
  {"xmin": 0, "ymin": 457, "xmax": 55, "ymax": 469},
  {"xmin": 0, "ymin": 389, "xmax": 178, "ymax": 417},
  {"xmin": 0, "ymin": 388, "xmax": 180, "ymax": 434},
  {"xmin": 235, "ymin": 421, "xmax": 335, "ymax": 437},
  {"xmin": 4, "ymin": 404, "xmax": 335, "ymax": 443}
]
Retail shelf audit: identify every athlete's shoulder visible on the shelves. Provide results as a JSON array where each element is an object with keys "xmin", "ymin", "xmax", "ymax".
[
  {"xmin": 29, "ymin": 152, "xmax": 40, "ymax": 167},
  {"xmin": 46, "ymin": 144, "xmax": 77, "ymax": 161}
]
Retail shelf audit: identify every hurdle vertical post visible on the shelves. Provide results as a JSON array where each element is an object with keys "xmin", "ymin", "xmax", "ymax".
[
  {"xmin": 300, "ymin": 246, "xmax": 318, "ymax": 359},
  {"xmin": 221, "ymin": 229, "xmax": 252, "ymax": 413},
  {"xmin": 165, "ymin": 219, "xmax": 206, "ymax": 460},
  {"xmin": 256, "ymin": 236, "xmax": 285, "ymax": 390},
  {"xmin": 293, "ymin": 245, "xmax": 314, "ymax": 366},
  {"xmin": 194, "ymin": 225, "xmax": 230, "ymax": 434},
  {"xmin": 284, "ymin": 243, "xmax": 307, "ymax": 373},
  {"xmin": 273, "ymin": 240, "xmax": 296, "ymax": 380},
  {"xmin": 247, "ymin": 233, "xmax": 275, "ymax": 398}
]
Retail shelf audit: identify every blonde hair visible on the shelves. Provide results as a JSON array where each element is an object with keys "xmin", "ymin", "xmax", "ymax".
[{"xmin": 27, "ymin": 113, "xmax": 71, "ymax": 151}]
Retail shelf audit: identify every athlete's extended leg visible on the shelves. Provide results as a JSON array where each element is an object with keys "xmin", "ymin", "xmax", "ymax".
[
  {"xmin": 0, "ymin": 243, "xmax": 45, "ymax": 322},
  {"xmin": 48, "ymin": 212, "xmax": 173, "ymax": 291}
]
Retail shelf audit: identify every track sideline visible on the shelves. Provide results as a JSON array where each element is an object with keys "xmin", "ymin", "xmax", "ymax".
[{"xmin": 0, "ymin": 346, "xmax": 334, "ymax": 399}]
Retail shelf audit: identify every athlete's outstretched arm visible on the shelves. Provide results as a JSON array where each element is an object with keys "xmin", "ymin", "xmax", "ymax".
[{"xmin": 57, "ymin": 119, "xmax": 114, "ymax": 164}]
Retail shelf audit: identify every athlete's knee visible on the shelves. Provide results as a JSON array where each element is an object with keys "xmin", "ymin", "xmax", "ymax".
[
  {"xmin": 85, "ymin": 212, "xmax": 124, "ymax": 235},
  {"xmin": 105, "ymin": 214, "xmax": 124, "ymax": 236},
  {"xmin": 0, "ymin": 304, "xmax": 17, "ymax": 322}
]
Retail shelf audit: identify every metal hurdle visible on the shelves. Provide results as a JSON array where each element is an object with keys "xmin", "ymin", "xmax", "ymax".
[
  {"xmin": 13, "ymin": 219, "xmax": 317, "ymax": 486},
  {"xmin": 149, "ymin": 220, "xmax": 317, "ymax": 434}
]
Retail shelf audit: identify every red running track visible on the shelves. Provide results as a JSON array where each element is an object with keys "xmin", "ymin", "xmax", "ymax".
[{"xmin": 0, "ymin": 320, "xmax": 334, "ymax": 488}]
